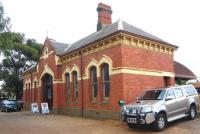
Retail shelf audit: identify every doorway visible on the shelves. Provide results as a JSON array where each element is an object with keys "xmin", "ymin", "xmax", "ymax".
[{"xmin": 42, "ymin": 73, "xmax": 53, "ymax": 110}]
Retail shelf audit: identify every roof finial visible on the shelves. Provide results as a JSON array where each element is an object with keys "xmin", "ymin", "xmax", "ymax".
[{"xmin": 118, "ymin": 19, "xmax": 123, "ymax": 30}]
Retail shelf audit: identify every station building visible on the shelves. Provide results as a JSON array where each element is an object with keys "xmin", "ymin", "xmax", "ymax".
[{"xmin": 22, "ymin": 3, "xmax": 178, "ymax": 119}]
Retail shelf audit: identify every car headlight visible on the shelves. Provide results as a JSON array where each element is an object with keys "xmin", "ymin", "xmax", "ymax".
[{"xmin": 141, "ymin": 106, "xmax": 153, "ymax": 113}]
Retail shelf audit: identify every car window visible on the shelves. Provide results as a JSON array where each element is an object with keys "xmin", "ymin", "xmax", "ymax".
[
  {"xmin": 174, "ymin": 88, "xmax": 183, "ymax": 98},
  {"xmin": 166, "ymin": 89, "xmax": 176, "ymax": 99},
  {"xmin": 184, "ymin": 86, "xmax": 197, "ymax": 96},
  {"xmin": 141, "ymin": 90, "xmax": 166, "ymax": 100}
]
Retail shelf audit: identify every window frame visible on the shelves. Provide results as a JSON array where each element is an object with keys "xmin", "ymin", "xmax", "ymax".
[
  {"xmin": 184, "ymin": 86, "xmax": 197, "ymax": 96},
  {"xmin": 66, "ymin": 73, "xmax": 71, "ymax": 100},
  {"xmin": 174, "ymin": 88, "xmax": 184, "ymax": 98},
  {"xmin": 90, "ymin": 66, "xmax": 98, "ymax": 101},
  {"xmin": 166, "ymin": 89, "xmax": 176, "ymax": 100},
  {"xmin": 34, "ymin": 81, "xmax": 37, "ymax": 102},
  {"xmin": 73, "ymin": 71, "xmax": 78, "ymax": 99},
  {"xmin": 102, "ymin": 63, "xmax": 110, "ymax": 100},
  {"xmin": 28, "ymin": 83, "xmax": 31, "ymax": 102},
  {"xmin": 25, "ymin": 83, "xmax": 28, "ymax": 102}
]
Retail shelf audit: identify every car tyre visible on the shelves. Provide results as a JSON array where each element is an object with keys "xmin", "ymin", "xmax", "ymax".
[
  {"xmin": 188, "ymin": 106, "xmax": 196, "ymax": 120},
  {"xmin": 5, "ymin": 107, "xmax": 8, "ymax": 112},
  {"xmin": 154, "ymin": 113, "xmax": 166, "ymax": 131},
  {"xmin": 127, "ymin": 123, "xmax": 137, "ymax": 129}
]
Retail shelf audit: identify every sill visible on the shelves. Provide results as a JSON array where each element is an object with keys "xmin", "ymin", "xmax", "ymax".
[
  {"xmin": 66, "ymin": 101, "xmax": 70, "ymax": 104},
  {"xmin": 73, "ymin": 100, "xmax": 78, "ymax": 104},
  {"xmin": 102, "ymin": 99, "xmax": 109, "ymax": 104},
  {"xmin": 91, "ymin": 100, "xmax": 97, "ymax": 104}
]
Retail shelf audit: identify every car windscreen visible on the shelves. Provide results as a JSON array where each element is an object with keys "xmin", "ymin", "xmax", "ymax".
[
  {"xmin": 4, "ymin": 101, "xmax": 16, "ymax": 105},
  {"xmin": 141, "ymin": 90, "xmax": 166, "ymax": 100}
]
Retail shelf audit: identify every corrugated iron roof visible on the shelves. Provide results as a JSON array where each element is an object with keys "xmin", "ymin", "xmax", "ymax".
[{"xmin": 174, "ymin": 61, "xmax": 196, "ymax": 79}]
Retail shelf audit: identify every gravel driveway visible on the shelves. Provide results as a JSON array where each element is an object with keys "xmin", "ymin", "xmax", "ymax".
[{"xmin": 0, "ymin": 111, "xmax": 199, "ymax": 134}]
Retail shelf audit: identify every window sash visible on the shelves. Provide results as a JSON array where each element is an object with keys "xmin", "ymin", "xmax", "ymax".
[
  {"xmin": 102, "ymin": 64, "xmax": 110, "ymax": 99},
  {"xmin": 103, "ymin": 81, "xmax": 110, "ymax": 98},
  {"xmin": 73, "ymin": 72, "xmax": 78, "ymax": 99},
  {"xmin": 91, "ymin": 68, "xmax": 98, "ymax": 100},
  {"xmin": 66, "ymin": 73, "xmax": 70, "ymax": 99},
  {"xmin": 34, "ymin": 81, "xmax": 37, "ymax": 101}
]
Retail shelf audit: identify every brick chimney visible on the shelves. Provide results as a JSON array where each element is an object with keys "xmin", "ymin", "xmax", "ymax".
[{"xmin": 97, "ymin": 3, "xmax": 112, "ymax": 31}]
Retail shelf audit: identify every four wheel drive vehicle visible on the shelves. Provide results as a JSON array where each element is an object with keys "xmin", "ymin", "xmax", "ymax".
[
  {"xmin": 0, "ymin": 100, "xmax": 18, "ymax": 112},
  {"xmin": 121, "ymin": 85, "xmax": 199, "ymax": 131}
]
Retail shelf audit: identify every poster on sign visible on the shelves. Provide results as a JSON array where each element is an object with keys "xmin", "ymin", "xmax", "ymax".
[
  {"xmin": 41, "ymin": 102, "xmax": 50, "ymax": 114},
  {"xmin": 31, "ymin": 103, "xmax": 39, "ymax": 113}
]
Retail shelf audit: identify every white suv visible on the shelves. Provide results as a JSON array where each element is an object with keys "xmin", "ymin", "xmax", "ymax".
[{"xmin": 121, "ymin": 85, "xmax": 199, "ymax": 131}]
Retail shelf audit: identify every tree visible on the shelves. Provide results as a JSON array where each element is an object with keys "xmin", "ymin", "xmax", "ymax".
[
  {"xmin": 0, "ymin": 32, "xmax": 42, "ymax": 99},
  {"xmin": 0, "ymin": 4, "xmax": 11, "ymax": 32},
  {"xmin": 0, "ymin": 4, "xmax": 11, "ymax": 53}
]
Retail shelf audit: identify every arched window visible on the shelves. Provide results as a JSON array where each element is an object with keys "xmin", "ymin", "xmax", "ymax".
[
  {"xmin": 25, "ymin": 83, "xmax": 28, "ymax": 102},
  {"xmin": 28, "ymin": 83, "xmax": 31, "ymax": 102},
  {"xmin": 34, "ymin": 81, "xmax": 37, "ymax": 102},
  {"xmin": 73, "ymin": 71, "xmax": 78, "ymax": 99},
  {"xmin": 66, "ymin": 73, "xmax": 70, "ymax": 100},
  {"xmin": 90, "ymin": 66, "xmax": 98, "ymax": 100},
  {"xmin": 101, "ymin": 63, "xmax": 110, "ymax": 100}
]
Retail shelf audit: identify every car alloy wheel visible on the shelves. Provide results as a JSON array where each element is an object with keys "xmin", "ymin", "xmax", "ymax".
[
  {"xmin": 189, "ymin": 106, "xmax": 196, "ymax": 120},
  {"xmin": 154, "ymin": 113, "xmax": 166, "ymax": 131},
  {"xmin": 158, "ymin": 116, "xmax": 165, "ymax": 129}
]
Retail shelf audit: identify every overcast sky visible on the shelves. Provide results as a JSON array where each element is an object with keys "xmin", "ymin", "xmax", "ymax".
[{"xmin": 1, "ymin": 0, "xmax": 200, "ymax": 77}]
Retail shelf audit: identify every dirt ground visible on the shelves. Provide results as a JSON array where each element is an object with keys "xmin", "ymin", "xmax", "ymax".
[{"xmin": 0, "ymin": 111, "xmax": 200, "ymax": 134}]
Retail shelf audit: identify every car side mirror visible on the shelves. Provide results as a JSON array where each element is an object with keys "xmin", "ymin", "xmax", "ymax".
[
  {"xmin": 137, "ymin": 96, "xmax": 143, "ymax": 100},
  {"xmin": 118, "ymin": 100, "xmax": 125, "ymax": 107},
  {"xmin": 165, "ymin": 96, "xmax": 174, "ymax": 101}
]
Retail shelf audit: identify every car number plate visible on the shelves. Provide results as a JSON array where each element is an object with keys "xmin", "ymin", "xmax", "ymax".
[{"xmin": 127, "ymin": 118, "xmax": 137, "ymax": 123}]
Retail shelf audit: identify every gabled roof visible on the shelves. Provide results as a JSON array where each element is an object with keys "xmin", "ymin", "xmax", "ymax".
[
  {"xmin": 50, "ymin": 41, "xmax": 70, "ymax": 55},
  {"xmin": 174, "ymin": 61, "xmax": 196, "ymax": 79},
  {"xmin": 22, "ymin": 19, "xmax": 179, "ymax": 75},
  {"xmin": 63, "ymin": 19, "xmax": 177, "ymax": 55},
  {"xmin": 21, "ymin": 64, "xmax": 37, "ymax": 76}
]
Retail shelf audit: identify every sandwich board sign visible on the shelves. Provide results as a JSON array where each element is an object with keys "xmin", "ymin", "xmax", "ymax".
[
  {"xmin": 41, "ymin": 102, "xmax": 50, "ymax": 114},
  {"xmin": 31, "ymin": 103, "xmax": 39, "ymax": 113}
]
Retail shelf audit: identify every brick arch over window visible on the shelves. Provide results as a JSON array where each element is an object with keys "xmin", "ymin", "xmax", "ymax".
[
  {"xmin": 84, "ymin": 55, "xmax": 113, "ymax": 79},
  {"xmin": 85, "ymin": 58, "xmax": 98, "ymax": 79},
  {"xmin": 98, "ymin": 55, "xmax": 113, "ymax": 77},
  {"xmin": 71, "ymin": 64, "xmax": 80, "ymax": 80},
  {"xmin": 62, "ymin": 66, "xmax": 70, "ymax": 82}
]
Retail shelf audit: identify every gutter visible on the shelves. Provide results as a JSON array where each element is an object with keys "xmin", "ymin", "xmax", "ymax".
[{"xmin": 79, "ymin": 50, "xmax": 84, "ymax": 117}]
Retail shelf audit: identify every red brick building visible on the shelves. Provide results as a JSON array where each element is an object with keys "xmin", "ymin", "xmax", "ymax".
[{"xmin": 22, "ymin": 3, "xmax": 178, "ymax": 119}]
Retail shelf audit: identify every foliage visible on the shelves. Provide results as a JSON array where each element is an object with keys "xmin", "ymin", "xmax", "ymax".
[
  {"xmin": 0, "ymin": 32, "xmax": 42, "ymax": 99},
  {"xmin": 0, "ymin": 4, "xmax": 42, "ymax": 99},
  {"xmin": 0, "ymin": 6, "xmax": 11, "ymax": 32},
  {"xmin": 0, "ymin": 4, "xmax": 11, "ymax": 55}
]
